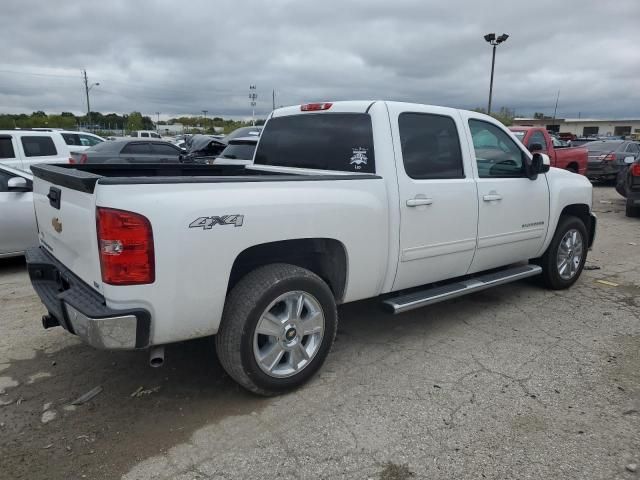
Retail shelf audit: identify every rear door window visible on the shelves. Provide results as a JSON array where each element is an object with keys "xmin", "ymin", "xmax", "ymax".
[
  {"xmin": 121, "ymin": 143, "xmax": 151, "ymax": 154},
  {"xmin": 0, "ymin": 136, "xmax": 16, "ymax": 159},
  {"xmin": 255, "ymin": 113, "xmax": 375, "ymax": 173},
  {"xmin": 61, "ymin": 133, "xmax": 82, "ymax": 146},
  {"xmin": 21, "ymin": 136, "xmax": 58, "ymax": 157},
  {"xmin": 398, "ymin": 112, "xmax": 464, "ymax": 179}
]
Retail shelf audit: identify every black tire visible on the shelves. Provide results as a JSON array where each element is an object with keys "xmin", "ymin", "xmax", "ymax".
[
  {"xmin": 215, "ymin": 263, "xmax": 337, "ymax": 396},
  {"xmin": 626, "ymin": 202, "xmax": 640, "ymax": 218},
  {"xmin": 566, "ymin": 166, "xmax": 578, "ymax": 174},
  {"xmin": 537, "ymin": 215, "xmax": 588, "ymax": 290}
]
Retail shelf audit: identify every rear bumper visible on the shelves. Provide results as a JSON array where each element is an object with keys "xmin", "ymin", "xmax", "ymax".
[
  {"xmin": 26, "ymin": 247, "xmax": 150, "ymax": 350},
  {"xmin": 587, "ymin": 163, "xmax": 621, "ymax": 180}
]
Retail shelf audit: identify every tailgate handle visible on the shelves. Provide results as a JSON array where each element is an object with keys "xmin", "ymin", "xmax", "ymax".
[{"xmin": 47, "ymin": 187, "xmax": 62, "ymax": 209}]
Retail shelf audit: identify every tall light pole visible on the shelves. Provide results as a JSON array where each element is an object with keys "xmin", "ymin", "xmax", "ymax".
[
  {"xmin": 249, "ymin": 85, "xmax": 257, "ymax": 126},
  {"xmin": 83, "ymin": 69, "xmax": 100, "ymax": 131},
  {"xmin": 202, "ymin": 110, "xmax": 208, "ymax": 132},
  {"xmin": 155, "ymin": 112, "xmax": 160, "ymax": 133},
  {"xmin": 483, "ymin": 33, "xmax": 508, "ymax": 115}
]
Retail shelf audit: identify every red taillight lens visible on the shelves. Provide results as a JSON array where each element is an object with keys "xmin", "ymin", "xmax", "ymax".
[
  {"xmin": 301, "ymin": 102, "xmax": 333, "ymax": 111},
  {"xmin": 68, "ymin": 156, "xmax": 76, "ymax": 164},
  {"xmin": 631, "ymin": 163, "xmax": 640, "ymax": 176},
  {"xmin": 96, "ymin": 207, "xmax": 154, "ymax": 285},
  {"xmin": 598, "ymin": 153, "xmax": 616, "ymax": 161},
  {"xmin": 80, "ymin": 154, "xmax": 88, "ymax": 164}
]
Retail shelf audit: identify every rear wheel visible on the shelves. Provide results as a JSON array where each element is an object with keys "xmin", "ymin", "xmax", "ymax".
[
  {"xmin": 626, "ymin": 202, "xmax": 640, "ymax": 218},
  {"xmin": 537, "ymin": 216, "xmax": 588, "ymax": 289},
  {"xmin": 215, "ymin": 263, "xmax": 337, "ymax": 396}
]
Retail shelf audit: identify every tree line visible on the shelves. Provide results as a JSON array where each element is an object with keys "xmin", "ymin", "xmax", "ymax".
[{"xmin": 0, "ymin": 111, "xmax": 259, "ymax": 134}]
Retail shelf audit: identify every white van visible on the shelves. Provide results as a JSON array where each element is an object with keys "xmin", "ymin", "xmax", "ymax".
[
  {"xmin": 0, "ymin": 130, "xmax": 71, "ymax": 173},
  {"xmin": 130, "ymin": 130, "xmax": 162, "ymax": 139}
]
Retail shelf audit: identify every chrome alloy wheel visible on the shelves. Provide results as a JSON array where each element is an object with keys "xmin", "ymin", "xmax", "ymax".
[
  {"xmin": 253, "ymin": 291, "xmax": 325, "ymax": 378},
  {"xmin": 556, "ymin": 228, "xmax": 584, "ymax": 280}
]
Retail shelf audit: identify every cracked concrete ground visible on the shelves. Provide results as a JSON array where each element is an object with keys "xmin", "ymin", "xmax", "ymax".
[{"xmin": 0, "ymin": 185, "xmax": 638, "ymax": 480}]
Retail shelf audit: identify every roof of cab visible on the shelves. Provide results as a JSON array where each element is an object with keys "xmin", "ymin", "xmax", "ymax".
[{"xmin": 272, "ymin": 101, "xmax": 377, "ymax": 117}]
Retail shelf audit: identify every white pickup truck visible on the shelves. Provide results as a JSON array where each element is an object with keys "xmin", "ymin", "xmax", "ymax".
[{"xmin": 26, "ymin": 101, "xmax": 596, "ymax": 396}]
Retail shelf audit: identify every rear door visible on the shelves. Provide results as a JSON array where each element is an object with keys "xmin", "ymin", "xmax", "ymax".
[
  {"xmin": 0, "ymin": 134, "xmax": 22, "ymax": 170},
  {"xmin": 18, "ymin": 134, "xmax": 64, "ymax": 171},
  {"xmin": 388, "ymin": 104, "xmax": 478, "ymax": 290},
  {"xmin": 120, "ymin": 142, "xmax": 155, "ymax": 163},
  {"xmin": 464, "ymin": 116, "xmax": 549, "ymax": 273}
]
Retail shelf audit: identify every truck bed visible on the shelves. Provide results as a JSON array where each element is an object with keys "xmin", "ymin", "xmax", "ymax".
[{"xmin": 31, "ymin": 163, "xmax": 379, "ymax": 193}]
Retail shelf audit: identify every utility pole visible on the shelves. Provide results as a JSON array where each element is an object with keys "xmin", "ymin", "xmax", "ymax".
[
  {"xmin": 156, "ymin": 112, "xmax": 160, "ymax": 133},
  {"xmin": 483, "ymin": 33, "xmax": 509, "ymax": 115},
  {"xmin": 551, "ymin": 90, "xmax": 560, "ymax": 129},
  {"xmin": 272, "ymin": 89, "xmax": 276, "ymax": 111},
  {"xmin": 249, "ymin": 85, "xmax": 257, "ymax": 126},
  {"xmin": 202, "ymin": 110, "xmax": 208, "ymax": 132},
  {"xmin": 82, "ymin": 69, "xmax": 99, "ymax": 132}
]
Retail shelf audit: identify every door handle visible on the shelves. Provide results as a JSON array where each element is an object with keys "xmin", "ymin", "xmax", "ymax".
[
  {"xmin": 406, "ymin": 197, "xmax": 433, "ymax": 207},
  {"xmin": 483, "ymin": 193, "xmax": 503, "ymax": 202}
]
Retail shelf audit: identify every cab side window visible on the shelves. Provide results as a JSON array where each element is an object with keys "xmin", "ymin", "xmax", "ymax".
[
  {"xmin": 0, "ymin": 136, "xmax": 16, "ymax": 159},
  {"xmin": 399, "ymin": 113, "xmax": 464, "ymax": 179},
  {"xmin": 528, "ymin": 131, "xmax": 547, "ymax": 151},
  {"xmin": 469, "ymin": 119, "xmax": 526, "ymax": 178}
]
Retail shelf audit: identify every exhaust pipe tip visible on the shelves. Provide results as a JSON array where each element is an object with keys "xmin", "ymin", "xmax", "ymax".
[
  {"xmin": 149, "ymin": 346, "xmax": 165, "ymax": 368},
  {"xmin": 42, "ymin": 314, "xmax": 60, "ymax": 329}
]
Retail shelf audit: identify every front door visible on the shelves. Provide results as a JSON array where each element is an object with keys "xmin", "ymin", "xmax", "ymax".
[
  {"xmin": 464, "ymin": 117, "xmax": 550, "ymax": 273},
  {"xmin": 389, "ymin": 105, "xmax": 479, "ymax": 291}
]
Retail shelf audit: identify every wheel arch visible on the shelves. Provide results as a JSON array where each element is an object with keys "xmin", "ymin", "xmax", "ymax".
[
  {"xmin": 228, "ymin": 238, "xmax": 348, "ymax": 303},
  {"xmin": 560, "ymin": 204, "xmax": 595, "ymax": 247}
]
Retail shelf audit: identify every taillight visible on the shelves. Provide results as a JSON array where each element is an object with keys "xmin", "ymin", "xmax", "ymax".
[
  {"xmin": 301, "ymin": 102, "xmax": 333, "ymax": 111},
  {"xmin": 80, "ymin": 153, "xmax": 88, "ymax": 164},
  {"xmin": 598, "ymin": 153, "xmax": 616, "ymax": 161},
  {"xmin": 631, "ymin": 163, "xmax": 640, "ymax": 176},
  {"xmin": 68, "ymin": 157, "xmax": 76, "ymax": 164},
  {"xmin": 96, "ymin": 207, "xmax": 155, "ymax": 285}
]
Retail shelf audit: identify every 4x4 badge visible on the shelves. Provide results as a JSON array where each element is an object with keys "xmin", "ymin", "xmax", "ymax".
[{"xmin": 189, "ymin": 215, "xmax": 244, "ymax": 230}]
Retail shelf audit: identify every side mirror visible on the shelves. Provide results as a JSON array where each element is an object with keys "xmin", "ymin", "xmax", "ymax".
[
  {"xmin": 526, "ymin": 153, "xmax": 550, "ymax": 180},
  {"xmin": 624, "ymin": 156, "xmax": 635, "ymax": 164},
  {"xmin": 8, "ymin": 176, "xmax": 31, "ymax": 192},
  {"xmin": 528, "ymin": 142, "xmax": 543, "ymax": 152}
]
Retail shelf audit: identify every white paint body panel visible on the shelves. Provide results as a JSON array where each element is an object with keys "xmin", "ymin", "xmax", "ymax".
[
  {"xmin": 30, "ymin": 101, "xmax": 594, "ymax": 347},
  {"xmin": 0, "ymin": 165, "xmax": 37, "ymax": 256},
  {"xmin": 0, "ymin": 130, "xmax": 70, "ymax": 172}
]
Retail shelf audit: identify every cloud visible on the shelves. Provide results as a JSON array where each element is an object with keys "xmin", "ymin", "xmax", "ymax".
[{"xmin": 1, "ymin": 0, "xmax": 638, "ymax": 119}]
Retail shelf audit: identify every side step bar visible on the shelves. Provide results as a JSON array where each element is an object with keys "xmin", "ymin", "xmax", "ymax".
[{"xmin": 382, "ymin": 264, "xmax": 542, "ymax": 314}]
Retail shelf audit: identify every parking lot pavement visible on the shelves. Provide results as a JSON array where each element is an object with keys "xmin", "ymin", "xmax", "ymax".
[{"xmin": 0, "ymin": 185, "xmax": 638, "ymax": 480}]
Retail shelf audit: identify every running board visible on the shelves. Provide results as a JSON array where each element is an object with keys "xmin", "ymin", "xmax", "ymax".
[{"xmin": 382, "ymin": 264, "xmax": 542, "ymax": 314}]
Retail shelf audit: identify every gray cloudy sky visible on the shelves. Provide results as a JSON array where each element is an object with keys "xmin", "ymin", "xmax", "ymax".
[{"xmin": 1, "ymin": 0, "xmax": 639, "ymax": 119}]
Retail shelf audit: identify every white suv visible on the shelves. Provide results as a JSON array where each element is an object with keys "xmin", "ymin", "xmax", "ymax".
[
  {"xmin": 59, "ymin": 131, "xmax": 105, "ymax": 154},
  {"xmin": 0, "ymin": 130, "xmax": 71, "ymax": 173}
]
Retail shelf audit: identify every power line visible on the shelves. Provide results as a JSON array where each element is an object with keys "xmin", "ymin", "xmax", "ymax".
[{"xmin": 0, "ymin": 69, "xmax": 80, "ymax": 79}]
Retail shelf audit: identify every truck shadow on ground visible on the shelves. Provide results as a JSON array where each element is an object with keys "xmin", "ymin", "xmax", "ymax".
[{"xmin": 0, "ymin": 279, "xmax": 534, "ymax": 480}]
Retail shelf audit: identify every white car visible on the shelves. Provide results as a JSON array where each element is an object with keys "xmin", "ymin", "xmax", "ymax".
[
  {"xmin": 0, "ymin": 165, "xmax": 37, "ymax": 258},
  {"xmin": 0, "ymin": 130, "xmax": 71, "ymax": 173},
  {"xmin": 59, "ymin": 131, "xmax": 105, "ymax": 153},
  {"xmin": 130, "ymin": 130, "xmax": 162, "ymax": 139},
  {"xmin": 26, "ymin": 100, "xmax": 595, "ymax": 395}
]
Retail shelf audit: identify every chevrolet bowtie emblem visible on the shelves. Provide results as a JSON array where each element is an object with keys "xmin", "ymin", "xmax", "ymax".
[{"xmin": 52, "ymin": 217, "xmax": 63, "ymax": 233}]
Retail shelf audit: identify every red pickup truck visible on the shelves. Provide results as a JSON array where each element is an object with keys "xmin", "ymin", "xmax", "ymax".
[{"xmin": 510, "ymin": 127, "xmax": 588, "ymax": 175}]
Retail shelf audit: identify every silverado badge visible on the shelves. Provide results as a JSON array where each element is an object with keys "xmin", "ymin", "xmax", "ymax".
[{"xmin": 52, "ymin": 217, "xmax": 63, "ymax": 233}]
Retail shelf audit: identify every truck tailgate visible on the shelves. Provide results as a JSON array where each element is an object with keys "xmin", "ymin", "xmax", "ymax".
[{"xmin": 33, "ymin": 174, "xmax": 101, "ymax": 289}]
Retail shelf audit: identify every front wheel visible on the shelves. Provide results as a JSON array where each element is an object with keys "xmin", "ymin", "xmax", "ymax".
[
  {"xmin": 215, "ymin": 263, "xmax": 337, "ymax": 396},
  {"xmin": 536, "ymin": 216, "xmax": 588, "ymax": 289}
]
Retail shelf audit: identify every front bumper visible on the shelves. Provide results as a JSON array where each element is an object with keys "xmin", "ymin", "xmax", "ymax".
[{"xmin": 25, "ymin": 247, "xmax": 150, "ymax": 350}]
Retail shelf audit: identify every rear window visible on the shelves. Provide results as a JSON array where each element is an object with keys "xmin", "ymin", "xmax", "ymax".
[
  {"xmin": 21, "ymin": 136, "xmax": 57, "ymax": 157},
  {"xmin": 584, "ymin": 141, "xmax": 624, "ymax": 152},
  {"xmin": 254, "ymin": 113, "xmax": 375, "ymax": 173},
  {"xmin": 62, "ymin": 133, "xmax": 82, "ymax": 146},
  {"xmin": 220, "ymin": 141, "xmax": 256, "ymax": 160},
  {"xmin": 0, "ymin": 137, "xmax": 15, "ymax": 159}
]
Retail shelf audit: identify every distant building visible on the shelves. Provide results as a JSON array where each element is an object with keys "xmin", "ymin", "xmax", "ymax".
[{"xmin": 512, "ymin": 117, "xmax": 640, "ymax": 137}]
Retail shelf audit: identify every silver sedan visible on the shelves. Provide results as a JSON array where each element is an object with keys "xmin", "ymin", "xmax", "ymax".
[{"xmin": 0, "ymin": 164, "xmax": 38, "ymax": 258}]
